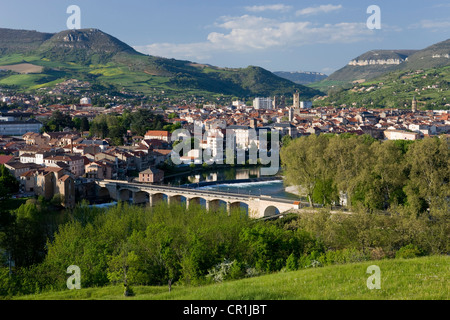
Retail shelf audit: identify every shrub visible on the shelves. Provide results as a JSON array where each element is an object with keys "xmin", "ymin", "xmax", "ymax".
[
  {"xmin": 206, "ymin": 259, "xmax": 236, "ymax": 283},
  {"xmin": 370, "ymin": 247, "xmax": 387, "ymax": 260},
  {"xmin": 285, "ymin": 253, "xmax": 298, "ymax": 271},
  {"xmin": 227, "ymin": 261, "xmax": 247, "ymax": 280},
  {"xmin": 395, "ymin": 244, "xmax": 423, "ymax": 259}
]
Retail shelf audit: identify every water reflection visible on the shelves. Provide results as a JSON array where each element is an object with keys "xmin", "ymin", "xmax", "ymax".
[{"xmin": 166, "ymin": 167, "xmax": 264, "ymax": 185}]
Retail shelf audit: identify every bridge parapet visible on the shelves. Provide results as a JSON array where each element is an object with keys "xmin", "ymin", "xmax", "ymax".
[{"xmin": 94, "ymin": 180, "xmax": 301, "ymax": 219}]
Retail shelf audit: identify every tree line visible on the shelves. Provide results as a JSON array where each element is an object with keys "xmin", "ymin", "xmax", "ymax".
[
  {"xmin": 281, "ymin": 133, "xmax": 449, "ymax": 217},
  {"xmin": 41, "ymin": 109, "xmax": 170, "ymax": 146}
]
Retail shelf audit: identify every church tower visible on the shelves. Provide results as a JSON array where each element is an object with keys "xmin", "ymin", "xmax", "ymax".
[
  {"xmin": 293, "ymin": 92, "xmax": 300, "ymax": 109},
  {"xmin": 412, "ymin": 96, "xmax": 417, "ymax": 113}
]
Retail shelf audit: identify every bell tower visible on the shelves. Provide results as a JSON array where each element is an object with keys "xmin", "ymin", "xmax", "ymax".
[{"xmin": 412, "ymin": 96, "xmax": 417, "ymax": 113}]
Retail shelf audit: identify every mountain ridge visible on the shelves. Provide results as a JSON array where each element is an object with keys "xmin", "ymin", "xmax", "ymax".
[
  {"xmin": 0, "ymin": 27, "xmax": 322, "ymax": 99},
  {"xmin": 326, "ymin": 39, "xmax": 450, "ymax": 83}
]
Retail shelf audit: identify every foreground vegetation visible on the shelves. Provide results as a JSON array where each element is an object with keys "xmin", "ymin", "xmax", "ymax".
[
  {"xmin": 1, "ymin": 199, "xmax": 448, "ymax": 299},
  {"xmin": 15, "ymin": 255, "xmax": 450, "ymax": 300}
]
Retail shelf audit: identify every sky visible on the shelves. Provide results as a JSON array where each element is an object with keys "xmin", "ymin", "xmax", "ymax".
[{"xmin": 1, "ymin": 0, "xmax": 450, "ymax": 74}]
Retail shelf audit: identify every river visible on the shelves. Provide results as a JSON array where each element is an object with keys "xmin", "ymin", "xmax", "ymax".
[{"xmin": 164, "ymin": 167, "xmax": 302, "ymax": 201}]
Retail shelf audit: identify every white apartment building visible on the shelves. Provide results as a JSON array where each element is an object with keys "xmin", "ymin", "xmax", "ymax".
[
  {"xmin": 300, "ymin": 101, "xmax": 313, "ymax": 109},
  {"xmin": 232, "ymin": 100, "xmax": 245, "ymax": 107},
  {"xmin": 206, "ymin": 129, "xmax": 224, "ymax": 160},
  {"xmin": 20, "ymin": 152, "xmax": 49, "ymax": 165},
  {"xmin": 253, "ymin": 97, "xmax": 273, "ymax": 110},
  {"xmin": 227, "ymin": 125, "xmax": 260, "ymax": 150},
  {"xmin": 408, "ymin": 124, "xmax": 437, "ymax": 135},
  {"xmin": 0, "ymin": 119, "xmax": 43, "ymax": 136},
  {"xmin": 384, "ymin": 130, "xmax": 420, "ymax": 141}
]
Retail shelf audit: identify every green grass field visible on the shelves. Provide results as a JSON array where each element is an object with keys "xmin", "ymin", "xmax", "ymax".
[{"xmin": 15, "ymin": 255, "xmax": 449, "ymax": 300}]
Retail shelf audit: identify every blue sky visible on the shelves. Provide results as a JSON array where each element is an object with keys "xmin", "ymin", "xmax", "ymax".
[{"xmin": 1, "ymin": 0, "xmax": 449, "ymax": 74}]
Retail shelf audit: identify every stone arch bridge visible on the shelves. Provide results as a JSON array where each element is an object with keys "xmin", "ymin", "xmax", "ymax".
[{"xmin": 95, "ymin": 180, "xmax": 303, "ymax": 219}]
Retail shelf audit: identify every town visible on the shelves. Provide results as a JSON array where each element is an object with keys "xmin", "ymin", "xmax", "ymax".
[
  {"xmin": 0, "ymin": 1, "xmax": 449, "ymax": 303},
  {"xmin": 0, "ymin": 86, "xmax": 448, "ymax": 209}
]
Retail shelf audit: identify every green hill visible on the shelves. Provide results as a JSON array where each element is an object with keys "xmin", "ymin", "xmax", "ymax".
[
  {"xmin": 15, "ymin": 255, "xmax": 449, "ymax": 300},
  {"xmin": 0, "ymin": 28, "xmax": 322, "ymax": 99},
  {"xmin": 314, "ymin": 39, "xmax": 450, "ymax": 94},
  {"xmin": 401, "ymin": 38, "xmax": 450, "ymax": 71},
  {"xmin": 314, "ymin": 65, "xmax": 450, "ymax": 109}
]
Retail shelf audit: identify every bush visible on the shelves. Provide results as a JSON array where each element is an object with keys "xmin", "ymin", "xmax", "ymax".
[
  {"xmin": 395, "ymin": 244, "xmax": 423, "ymax": 259},
  {"xmin": 370, "ymin": 247, "xmax": 387, "ymax": 260},
  {"xmin": 206, "ymin": 259, "xmax": 236, "ymax": 283},
  {"xmin": 285, "ymin": 253, "xmax": 298, "ymax": 271},
  {"xmin": 227, "ymin": 261, "xmax": 247, "ymax": 280}
]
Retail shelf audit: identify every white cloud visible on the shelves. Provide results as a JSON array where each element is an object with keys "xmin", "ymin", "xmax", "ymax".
[
  {"xmin": 134, "ymin": 42, "xmax": 214, "ymax": 61},
  {"xmin": 296, "ymin": 4, "xmax": 342, "ymax": 16},
  {"xmin": 418, "ymin": 19, "xmax": 450, "ymax": 29},
  {"xmin": 245, "ymin": 4, "xmax": 292, "ymax": 13},
  {"xmin": 134, "ymin": 14, "xmax": 373, "ymax": 62}
]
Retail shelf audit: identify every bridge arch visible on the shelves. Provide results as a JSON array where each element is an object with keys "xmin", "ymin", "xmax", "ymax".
[
  {"xmin": 133, "ymin": 191, "xmax": 149, "ymax": 205},
  {"xmin": 98, "ymin": 187, "xmax": 111, "ymax": 201},
  {"xmin": 151, "ymin": 193, "xmax": 168, "ymax": 206},
  {"xmin": 263, "ymin": 205, "xmax": 280, "ymax": 217},
  {"xmin": 119, "ymin": 188, "xmax": 133, "ymax": 202},
  {"xmin": 229, "ymin": 201, "xmax": 249, "ymax": 216},
  {"xmin": 187, "ymin": 196, "xmax": 206, "ymax": 210},
  {"xmin": 168, "ymin": 194, "xmax": 188, "ymax": 207},
  {"xmin": 207, "ymin": 199, "xmax": 228, "ymax": 212}
]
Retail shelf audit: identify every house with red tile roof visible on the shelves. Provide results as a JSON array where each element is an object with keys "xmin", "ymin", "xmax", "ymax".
[{"xmin": 144, "ymin": 130, "xmax": 171, "ymax": 142}]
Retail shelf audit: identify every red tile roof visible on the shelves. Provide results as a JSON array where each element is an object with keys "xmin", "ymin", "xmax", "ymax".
[{"xmin": 0, "ymin": 155, "xmax": 14, "ymax": 164}]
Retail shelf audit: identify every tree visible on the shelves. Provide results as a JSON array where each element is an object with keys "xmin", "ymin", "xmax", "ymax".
[
  {"xmin": 0, "ymin": 165, "xmax": 19, "ymax": 200},
  {"xmin": 281, "ymin": 134, "xmax": 330, "ymax": 207},
  {"xmin": 404, "ymin": 137, "xmax": 449, "ymax": 217},
  {"xmin": 325, "ymin": 134, "xmax": 374, "ymax": 209},
  {"xmin": 43, "ymin": 110, "xmax": 75, "ymax": 132},
  {"xmin": 80, "ymin": 117, "xmax": 90, "ymax": 132}
]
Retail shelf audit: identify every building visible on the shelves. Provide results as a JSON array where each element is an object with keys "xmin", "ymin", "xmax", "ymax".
[
  {"xmin": 85, "ymin": 161, "xmax": 113, "ymax": 180},
  {"xmin": 22, "ymin": 132, "xmax": 46, "ymax": 145},
  {"xmin": 4, "ymin": 161, "xmax": 42, "ymax": 179},
  {"xmin": 227, "ymin": 125, "xmax": 252, "ymax": 149},
  {"xmin": 206, "ymin": 130, "xmax": 224, "ymax": 161},
  {"xmin": 80, "ymin": 97, "xmax": 92, "ymax": 106},
  {"xmin": 253, "ymin": 97, "xmax": 273, "ymax": 110},
  {"xmin": 0, "ymin": 155, "xmax": 14, "ymax": 165},
  {"xmin": 139, "ymin": 167, "xmax": 164, "ymax": 183},
  {"xmin": 300, "ymin": 101, "xmax": 313, "ymax": 109},
  {"xmin": 293, "ymin": 92, "xmax": 300, "ymax": 109},
  {"xmin": 412, "ymin": 96, "xmax": 418, "ymax": 113},
  {"xmin": 20, "ymin": 167, "xmax": 75, "ymax": 208},
  {"xmin": 384, "ymin": 129, "xmax": 420, "ymax": 140},
  {"xmin": 44, "ymin": 154, "xmax": 85, "ymax": 177},
  {"xmin": 144, "ymin": 130, "xmax": 171, "ymax": 142},
  {"xmin": 0, "ymin": 119, "xmax": 43, "ymax": 136}
]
